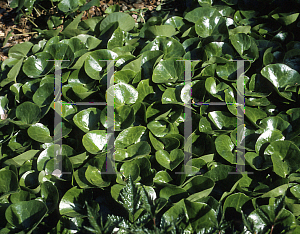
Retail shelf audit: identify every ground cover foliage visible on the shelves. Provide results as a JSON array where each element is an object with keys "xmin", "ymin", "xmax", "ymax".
[{"xmin": 1, "ymin": 0, "xmax": 300, "ymax": 233}]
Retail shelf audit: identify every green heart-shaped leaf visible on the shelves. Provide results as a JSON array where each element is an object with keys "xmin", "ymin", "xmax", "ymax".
[
  {"xmin": 261, "ymin": 64, "xmax": 300, "ymax": 92},
  {"xmin": 100, "ymin": 12, "xmax": 135, "ymax": 32},
  {"xmin": 23, "ymin": 52, "xmax": 54, "ymax": 78},
  {"xmin": 59, "ymin": 187, "xmax": 89, "ymax": 217},
  {"xmin": 5, "ymin": 200, "xmax": 48, "ymax": 230},
  {"xmin": 215, "ymin": 135, "xmax": 236, "ymax": 164},
  {"xmin": 0, "ymin": 170, "xmax": 19, "ymax": 199},
  {"xmin": 28, "ymin": 123, "xmax": 52, "ymax": 143},
  {"xmin": 155, "ymin": 149, "xmax": 184, "ymax": 170},
  {"xmin": 73, "ymin": 108, "xmax": 101, "ymax": 133},
  {"xmin": 265, "ymin": 141, "xmax": 300, "ymax": 178},
  {"xmin": 114, "ymin": 126, "xmax": 147, "ymax": 149},
  {"xmin": 16, "ymin": 102, "xmax": 41, "ymax": 124},
  {"xmin": 84, "ymin": 50, "xmax": 118, "ymax": 80},
  {"xmin": 82, "ymin": 130, "xmax": 107, "ymax": 154},
  {"xmin": 106, "ymin": 83, "xmax": 139, "ymax": 107}
]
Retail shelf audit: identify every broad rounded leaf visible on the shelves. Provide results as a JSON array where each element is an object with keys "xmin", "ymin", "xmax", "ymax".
[
  {"xmin": 153, "ymin": 171, "xmax": 173, "ymax": 184},
  {"xmin": 74, "ymin": 34, "xmax": 101, "ymax": 50},
  {"xmin": 100, "ymin": 105, "xmax": 134, "ymax": 130},
  {"xmin": 160, "ymin": 186, "xmax": 188, "ymax": 203},
  {"xmin": 195, "ymin": 9, "xmax": 228, "ymax": 38},
  {"xmin": 245, "ymin": 106, "xmax": 268, "ymax": 127},
  {"xmin": 140, "ymin": 36, "xmax": 185, "ymax": 59},
  {"xmin": 205, "ymin": 77, "xmax": 230, "ymax": 100},
  {"xmin": 106, "ymin": 83, "xmax": 139, "ymax": 107},
  {"xmin": 136, "ymin": 79, "xmax": 155, "ymax": 102},
  {"xmin": 265, "ymin": 141, "xmax": 300, "ymax": 178},
  {"xmin": 147, "ymin": 120, "xmax": 170, "ymax": 137},
  {"xmin": 73, "ymin": 108, "xmax": 101, "ymax": 133},
  {"xmin": 84, "ymin": 50, "xmax": 118, "ymax": 80},
  {"xmin": 223, "ymin": 193, "xmax": 250, "ymax": 212},
  {"xmin": 185, "ymin": 7, "xmax": 216, "ymax": 23},
  {"xmin": 216, "ymin": 62, "xmax": 251, "ymax": 81},
  {"xmin": 245, "ymin": 152, "xmax": 272, "ymax": 171},
  {"xmin": 204, "ymin": 164, "xmax": 234, "ymax": 181},
  {"xmin": 159, "ymin": 135, "xmax": 181, "ymax": 151},
  {"xmin": 139, "ymin": 25, "xmax": 176, "ymax": 38},
  {"xmin": 107, "ymin": 27, "xmax": 124, "ymax": 50},
  {"xmin": 230, "ymin": 33, "xmax": 259, "ymax": 60},
  {"xmin": 255, "ymin": 129, "xmax": 285, "ymax": 155},
  {"xmin": 60, "ymin": 38, "xmax": 87, "ymax": 58},
  {"xmin": 37, "ymin": 144, "xmax": 75, "ymax": 171},
  {"xmin": 0, "ymin": 170, "xmax": 19, "ymax": 198},
  {"xmin": 33, "ymin": 83, "xmax": 53, "ymax": 107},
  {"xmin": 126, "ymin": 141, "xmax": 151, "ymax": 158},
  {"xmin": 164, "ymin": 16, "xmax": 185, "ymax": 29},
  {"xmin": 208, "ymin": 111, "xmax": 236, "ymax": 130},
  {"xmin": 85, "ymin": 165, "xmax": 110, "ymax": 187},
  {"xmin": 120, "ymin": 162, "xmax": 140, "ymax": 181},
  {"xmin": 28, "ymin": 123, "xmax": 52, "ymax": 143},
  {"xmin": 82, "ymin": 130, "xmax": 107, "ymax": 154},
  {"xmin": 272, "ymin": 13, "xmax": 299, "ymax": 26},
  {"xmin": 283, "ymin": 49, "xmax": 300, "ymax": 72},
  {"xmin": 8, "ymin": 41, "xmax": 33, "ymax": 59},
  {"xmin": 155, "ymin": 149, "xmax": 184, "ymax": 171},
  {"xmin": 261, "ymin": 63, "xmax": 300, "ymax": 92},
  {"xmin": 152, "ymin": 58, "xmax": 184, "ymax": 83},
  {"xmin": 215, "ymin": 135, "xmax": 236, "ymax": 163},
  {"xmin": 23, "ymin": 52, "xmax": 54, "ymax": 78},
  {"xmin": 204, "ymin": 42, "xmax": 234, "ymax": 60},
  {"xmin": 3, "ymin": 150, "xmax": 39, "ymax": 167},
  {"xmin": 47, "ymin": 43, "xmax": 74, "ymax": 68},
  {"xmin": 181, "ymin": 175, "xmax": 215, "ymax": 201},
  {"xmin": 59, "ymin": 187, "xmax": 88, "ymax": 217},
  {"xmin": 100, "ymin": 12, "xmax": 135, "ymax": 32},
  {"xmin": 162, "ymin": 87, "xmax": 182, "ymax": 104},
  {"xmin": 22, "ymin": 79, "xmax": 41, "ymax": 99},
  {"xmin": 290, "ymin": 185, "xmax": 300, "ymax": 199},
  {"xmin": 5, "ymin": 200, "xmax": 47, "ymax": 230},
  {"xmin": 40, "ymin": 181, "xmax": 59, "ymax": 213},
  {"xmin": 257, "ymin": 116, "xmax": 292, "ymax": 135},
  {"xmin": 114, "ymin": 70, "xmax": 136, "ymax": 84},
  {"xmin": 58, "ymin": 0, "xmax": 81, "ymax": 12},
  {"xmin": 114, "ymin": 126, "xmax": 146, "ymax": 149},
  {"xmin": 44, "ymin": 156, "xmax": 73, "ymax": 180},
  {"xmin": 16, "ymin": 102, "xmax": 41, "ymax": 124},
  {"xmin": 7, "ymin": 130, "xmax": 31, "ymax": 153}
]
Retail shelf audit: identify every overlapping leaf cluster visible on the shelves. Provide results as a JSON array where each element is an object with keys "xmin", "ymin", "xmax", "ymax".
[{"xmin": 1, "ymin": 0, "xmax": 300, "ymax": 233}]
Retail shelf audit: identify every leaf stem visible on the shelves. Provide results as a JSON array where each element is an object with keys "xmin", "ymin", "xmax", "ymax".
[
  {"xmin": 21, "ymin": 9, "xmax": 38, "ymax": 27},
  {"xmin": 34, "ymin": 7, "xmax": 41, "ymax": 17},
  {"xmin": 270, "ymin": 225, "xmax": 274, "ymax": 234},
  {"xmin": 38, "ymin": 4, "xmax": 48, "ymax": 12},
  {"xmin": 12, "ymin": 32, "xmax": 38, "ymax": 36}
]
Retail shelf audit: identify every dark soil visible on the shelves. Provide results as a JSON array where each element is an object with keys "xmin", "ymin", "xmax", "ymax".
[{"xmin": 0, "ymin": 0, "xmax": 167, "ymax": 61}]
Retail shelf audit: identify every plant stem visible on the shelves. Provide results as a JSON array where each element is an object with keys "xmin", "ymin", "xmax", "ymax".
[
  {"xmin": 13, "ymin": 32, "xmax": 38, "ymax": 36},
  {"xmin": 21, "ymin": 9, "xmax": 38, "ymax": 27},
  {"xmin": 139, "ymin": 10, "xmax": 146, "ymax": 24},
  {"xmin": 38, "ymin": 4, "xmax": 48, "ymax": 12},
  {"xmin": 34, "ymin": 7, "xmax": 41, "ymax": 17},
  {"xmin": 270, "ymin": 225, "xmax": 274, "ymax": 234}
]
